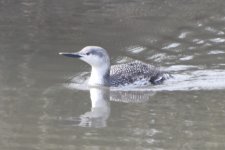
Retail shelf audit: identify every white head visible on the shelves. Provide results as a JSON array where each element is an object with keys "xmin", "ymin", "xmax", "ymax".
[
  {"xmin": 59, "ymin": 46, "xmax": 110, "ymax": 67},
  {"xmin": 59, "ymin": 46, "xmax": 111, "ymax": 86}
]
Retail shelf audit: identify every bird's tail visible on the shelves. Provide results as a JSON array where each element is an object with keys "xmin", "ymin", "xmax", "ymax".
[{"xmin": 150, "ymin": 72, "xmax": 172, "ymax": 85}]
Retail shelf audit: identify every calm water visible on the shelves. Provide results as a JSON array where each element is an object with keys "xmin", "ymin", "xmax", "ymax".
[{"xmin": 1, "ymin": 0, "xmax": 225, "ymax": 149}]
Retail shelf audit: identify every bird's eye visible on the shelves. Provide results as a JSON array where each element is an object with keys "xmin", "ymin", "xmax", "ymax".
[{"xmin": 86, "ymin": 52, "xmax": 90, "ymax": 55}]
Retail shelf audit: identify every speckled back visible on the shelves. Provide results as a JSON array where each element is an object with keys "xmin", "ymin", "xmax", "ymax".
[{"xmin": 110, "ymin": 60, "xmax": 170, "ymax": 87}]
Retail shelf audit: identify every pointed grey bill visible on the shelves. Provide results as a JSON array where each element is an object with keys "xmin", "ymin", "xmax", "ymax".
[{"xmin": 59, "ymin": 52, "xmax": 82, "ymax": 58}]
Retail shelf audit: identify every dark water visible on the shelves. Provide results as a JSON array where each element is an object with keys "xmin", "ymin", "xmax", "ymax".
[{"xmin": 1, "ymin": 0, "xmax": 225, "ymax": 149}]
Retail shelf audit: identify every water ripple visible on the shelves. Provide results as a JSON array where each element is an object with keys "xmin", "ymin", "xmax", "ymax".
[
  {"xmin": 162, "ymin": 43, "xmax": 181, "ymax": 50},
  {"xmin": 66, "ymin": 67, "xmax": 225, "ymax": 92},
  {"xmin": 209, "ymin": 38, "xmax": 225, "ymax": 43},
  {"xmin": 208, "ymin": 50, "xmax": 225, "ymax": 55},
  {"xmin": 126, "ymin": 45, "xmax": 147, "ymax": 54}
]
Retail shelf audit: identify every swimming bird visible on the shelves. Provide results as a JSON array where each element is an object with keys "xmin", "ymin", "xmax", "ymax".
[{"xmin": 59, "ymin": 46, "xmax": 171, "ymax": 87}]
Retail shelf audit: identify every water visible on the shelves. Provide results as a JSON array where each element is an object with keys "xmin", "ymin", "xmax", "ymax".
[{"xmin": 1, "ymin": 0, "xmax": 225, "ymax": 149}]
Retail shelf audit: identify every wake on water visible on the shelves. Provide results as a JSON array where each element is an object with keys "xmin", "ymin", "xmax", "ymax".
[{"xmin": 65, "ymin": 65, "xmax": 225, "ymax": 92}]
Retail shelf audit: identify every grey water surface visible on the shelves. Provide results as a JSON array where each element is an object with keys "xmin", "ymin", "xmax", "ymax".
[{"xmin": 0, "ymin": 0, "xmax": 225, "ymax": 149}]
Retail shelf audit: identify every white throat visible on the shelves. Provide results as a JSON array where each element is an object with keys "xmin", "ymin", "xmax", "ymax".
[{"xmin": 88, "ymin": 65, "xmax": 110, "ymax": 86}]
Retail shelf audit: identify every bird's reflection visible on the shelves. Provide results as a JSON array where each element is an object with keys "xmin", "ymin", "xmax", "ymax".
[
  {"xmin": 110, "ymin": 90, "xmax": 155, "ymax": 103},
  {"xmin": 62, "ymin": 87, "xmax": 155, "ymax": 128},
  {"xmin": 78, "ymin": 87, "xmax": 111, "ymax": 128},
  {"xmin": 73, "ymin": 87, "xmax": 155, "ymax": 128}
]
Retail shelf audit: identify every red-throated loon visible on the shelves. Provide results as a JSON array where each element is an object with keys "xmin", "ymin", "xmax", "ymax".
[{"xmin": 59, "ymin": 46, "xmax": 171, "ymax": 87}]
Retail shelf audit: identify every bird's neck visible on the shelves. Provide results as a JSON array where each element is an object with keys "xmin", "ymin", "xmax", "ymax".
[{"xmin": 88, "ymin": 65, "xmax": 110, "ymax": 86}]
